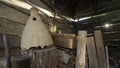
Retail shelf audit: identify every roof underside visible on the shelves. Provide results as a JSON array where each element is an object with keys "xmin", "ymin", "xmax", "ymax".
[{"xmin": 0, "ymin": 0, "xmax": 120, "ymax": 46}]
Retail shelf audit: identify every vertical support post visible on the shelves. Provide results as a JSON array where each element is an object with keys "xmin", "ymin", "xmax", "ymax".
[
  {"xmin": 2, "ymin": 34, "xmax": 12, "ymax": 68},
  {"xmin": 76, "ymin": 31, "xmax": 87, "ymax": 68},
  {"xmin": 87, "ymin": 37, "xmax": 99, "ymax": 68},
  {"xmin": 106, "ymin": 46, "xmax": 110, "ymax": 68},
  {"xmin": 94, "ymin": 30, "xmax": 107, "ymax": 68}
]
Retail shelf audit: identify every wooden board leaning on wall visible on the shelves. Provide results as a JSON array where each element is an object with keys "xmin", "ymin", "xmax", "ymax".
[{"xmin": 51, "ymin": 33, "xmax": 77, "ymax": 49}]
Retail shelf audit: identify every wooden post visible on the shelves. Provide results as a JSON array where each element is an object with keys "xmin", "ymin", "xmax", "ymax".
[
  {"xmin": 2, "ymin": 34, "xmax": 12, "ymax": 68},
  {"xmin": 76, "ymin": 31, "xmax": 87, "ymax": 68},
  {"xmin": 87, "ymin": 37, "xmax": 99, "ymax": 68},
  {"xmin": 106, "ymin": 46, "xmax": 110, "ymax": 68},
  {"xmin": 94, "ymin": 30, "xmax": 107, "ymax": 68}
]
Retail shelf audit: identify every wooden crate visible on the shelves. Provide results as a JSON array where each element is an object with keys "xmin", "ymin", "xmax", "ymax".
[{"xmin": 52, "ymin": 33, "xmax": 77, "ymax": 49}]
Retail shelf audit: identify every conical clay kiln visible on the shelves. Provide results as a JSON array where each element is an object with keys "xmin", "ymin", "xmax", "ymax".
[
  {"xmin": 20, "ymin": 8, "xmax": 57, "ymax": 68},
  {"xmin": 21, "ymin": 8, "xmax": 53, "ymax": 51}
]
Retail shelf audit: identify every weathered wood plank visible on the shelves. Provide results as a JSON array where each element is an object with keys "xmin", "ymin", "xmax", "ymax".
[
  {"xmin": 0, "ymin": 33, "xmax": 21, "ymax": 57},
  {"xmin": 0, "ymin": 34, "xmax": 3, "ymax": 46},
  {"xmin": 0, "ymin": 17, "xmax": 24, "ymax": 35},
  {"xmin": 0, "ymin": 2, "xmax": 29, "ymax": 24},
  {"xmin": 22, "ymin": 47, "xmax": 57, "ymax": 68},
  {"xmin": 57, "ymin": 49, "xmax": 70, "ymax": 64},
  {"xmin": 0, "ymin": 58, "xmax": 6, "ymax": 68},
  {"xmin": 52, "ymin": 33, "xmax": 77, "ymax": 49},
  {"xmin": 94, "ymin": 30, "xmax": 107, "ymax": 68},
  {"xmin": 11, "ymin": 56, "xmax": 31, "ymax": 68},
  {"xmin": 105, "ymin": 46, "xmax": 110, "ymax": 68},
  {"xmin": 2, "ymin": 34, "xmax": 12, "ymax": 68},
  {"xmin": 0, "ymin": 47, "xmax": 21, "ymax": 57},
  {"xmin": 76, "ymin": 31, "xmax": 87, "ymax": 68},
  {"xmin": 87, "ymin": 37, "xmax": 99, "ymax": 68},
  {"xmin": 7, "ymin": 34, "xmax": 20, "ymax": 47}
]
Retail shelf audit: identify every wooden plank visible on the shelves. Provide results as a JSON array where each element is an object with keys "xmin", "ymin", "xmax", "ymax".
[
  {"xmin": 87, "ymin": 37, "xmax": 99, "ymax": 68},
  {"xmin": 52, "ymin": 33, "xmax": 77, "ymax": 49},
  {"xmin": 76, "ymin": 31, "xmax": 87, "ymax": 68},
  {"xmin": 57, "ymin": 49, "xmax": 70, "ymax": 64},
  {"xmin": 105, "ymin": 46, "xmax": 110, "ymax": 68},
  {"xmin": 85, "ymin": 54, "xmax": 88, "ymax": 68},
  {"xmin": 57, "ymin": 60, "xmax": 68, "ymax": 68},
  {"xmin": 22, "ymin": 47, "xmax": 57, "ymax": 68},
  {"xmin": 0, "ymin": 2, "xmax": 29, "ymax": 24},
  {"xmin": 0, "ymin": 58, "xmax": 6, "ymax": 68},
  {"xmin": 0, "ymin": 17, "xmax": 24, "ymax": 35},
  {"xmin": 0, "ymin": 46, "xmax": 21, "ymax": 57},
  {"xmin": 7, "ymin": 34, "xmax": 20, "ymax": 46},
  {"xmin": 11, "ymin": 56, "xmax": 31, "ymax": 68},
  {"xmin": 2, "ymin": 34, "xmax": 12, "ymax": 68},
  {"xmin": 0, "ymin": 34, "xmax": 3, "ymax": 46},
  {"xmin": 0, "ymin": 33, "xmax": 21, "ymax": 57},
  {"xmin": 94, "ymin": 30, "xmax": 107, "ymax": 68}
]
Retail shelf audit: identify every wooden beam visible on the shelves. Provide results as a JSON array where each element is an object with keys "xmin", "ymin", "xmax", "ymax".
[
  {"xmin": 78, "ymin": 23, "xmax": 120, "ymax": 34},
  {"xmin": 87, "ymin": 37, "xmax": 99, "ymax": 68},
  {"xmin": 78, "ymin": 20, "xmax": 120, "ymax": 30},
  {"xmin": 0, "ymin": 2, "xmax": 29, "ymax": 24},
  {"xmin": 27, "ymin": 0, "xmax": 52, "ymax": 12},
  {"xmin": 103, "ymin": 32, "xmax": 120, "ymax": 40},
  {"xmin": 76, "ymin": 31, "xmax": 87, "ymax": 68},
  {"xmin": 74, "ymin": 1, "xmax": 120, "ymax": 18},
  {"xmin": 94, "ymin": 30, "xmax": 107, "ymax": 68}
]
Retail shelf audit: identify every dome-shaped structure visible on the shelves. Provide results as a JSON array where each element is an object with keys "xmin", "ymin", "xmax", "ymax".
[{"xmin": 21, "ymin": 8, "xmax": 53, "ymax": 50}]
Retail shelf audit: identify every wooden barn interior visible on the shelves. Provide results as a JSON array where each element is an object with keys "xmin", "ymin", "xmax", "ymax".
[{"xmin": 0, "ymin": 0, "xmax": 120, "ymax": 68}]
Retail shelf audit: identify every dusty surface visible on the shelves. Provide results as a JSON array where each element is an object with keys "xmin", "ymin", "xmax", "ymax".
[{"xmin": 21, "ymin": 8, "xmax": 53, "ymax": 50}]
